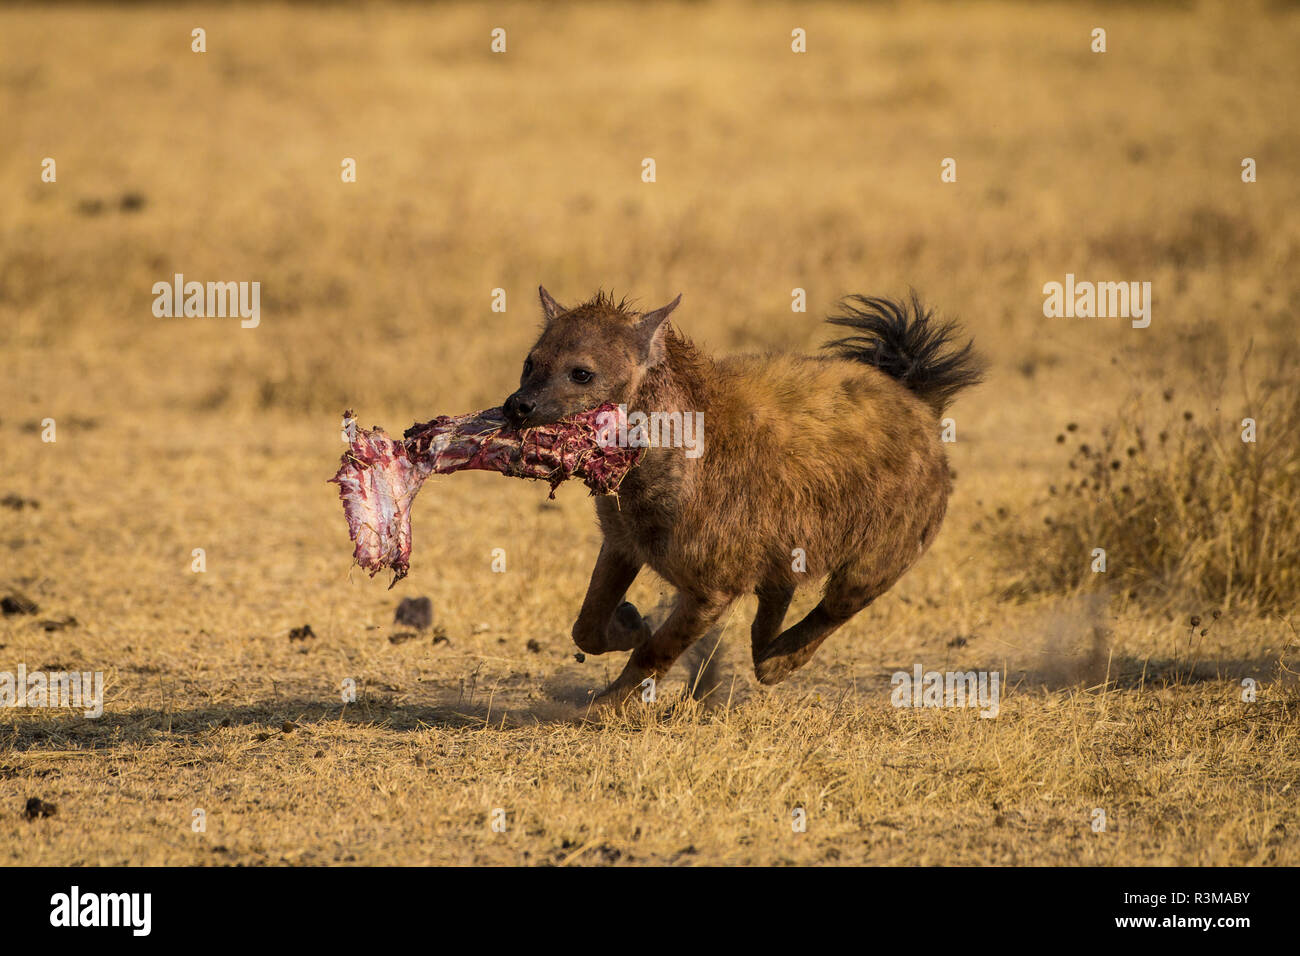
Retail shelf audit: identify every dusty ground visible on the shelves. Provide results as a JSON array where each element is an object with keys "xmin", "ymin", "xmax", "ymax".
[{"xmin": 1, "ymin": 0, "xmax": 1297, "ymax": 865}]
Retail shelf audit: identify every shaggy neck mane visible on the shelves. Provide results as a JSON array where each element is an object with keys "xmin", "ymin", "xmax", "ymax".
[{"xmin": 632, "ymin": 328, "xmax": 711, "ymax": 415}]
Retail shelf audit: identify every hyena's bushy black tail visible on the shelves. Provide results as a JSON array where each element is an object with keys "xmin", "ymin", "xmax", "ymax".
[{"xmin": 823, "ymin": 291, "xmax": 985, "ymax": 415}]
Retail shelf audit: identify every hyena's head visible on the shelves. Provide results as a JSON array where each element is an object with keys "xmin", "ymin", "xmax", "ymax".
[{"xmin": 503, "ymin": 287, "xmax": 681, "ymax": 428}]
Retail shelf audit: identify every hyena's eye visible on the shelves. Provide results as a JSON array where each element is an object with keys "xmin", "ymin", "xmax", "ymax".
[
  {"xmin": 522, "ymin": 358, "xmax": 534, "ymax": 378},
  {"xmin": 570, "ymin": 368, "xmax": 594, "ymax": 384}
]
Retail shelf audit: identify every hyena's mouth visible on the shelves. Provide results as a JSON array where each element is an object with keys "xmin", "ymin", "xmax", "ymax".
[{"xmin": 330, "ymin": 403, "xmax": 641, "ymax": 584}]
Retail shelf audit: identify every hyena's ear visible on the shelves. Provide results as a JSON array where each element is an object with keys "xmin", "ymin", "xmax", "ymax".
[
  {"xmin": 538, "ymin": 286, "xmax": 565, "ymax": 324},
  {"xmin": 633, "ymin": 294, "xmax": 682, "ymax": 367}
]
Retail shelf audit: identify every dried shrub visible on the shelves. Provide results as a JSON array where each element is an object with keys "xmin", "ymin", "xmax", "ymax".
[{"xmin": 986, "ymin": 347, "xmax": 1299, "ymax": 612}]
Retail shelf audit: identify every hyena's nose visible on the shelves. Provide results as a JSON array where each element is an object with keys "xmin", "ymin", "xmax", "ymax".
[{"xmin": 504, "ymin": 392, "xmax": 535, "ymax": 428}]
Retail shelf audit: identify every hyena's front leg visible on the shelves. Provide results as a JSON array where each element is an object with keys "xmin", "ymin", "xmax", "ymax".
[
  {"xmin": 571, "ymin": 543, "xmax": 651, "ymax": 654},
  {"xmin": 750, "ymin": 582, "xmax": 795, "ymax": 670},
  {"xmin": 594, "ymin": 591, "xmax": 734, "ymax": 709}
]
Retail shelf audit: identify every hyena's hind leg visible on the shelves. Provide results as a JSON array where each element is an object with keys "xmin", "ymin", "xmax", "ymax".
[{"xmin": 752, "ymin": 565, "xmax": 897, "ymax": 686}]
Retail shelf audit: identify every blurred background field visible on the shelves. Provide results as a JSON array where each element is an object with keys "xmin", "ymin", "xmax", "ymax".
[{"xmin": 0, "ymin": 0, "xmax": 1297, "ymax": 866}]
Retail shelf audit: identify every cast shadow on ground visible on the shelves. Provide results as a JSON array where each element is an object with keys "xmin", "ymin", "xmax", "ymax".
[{"xmin": 2, "ymin": 692, "xmax": 606, "ymax": 751}]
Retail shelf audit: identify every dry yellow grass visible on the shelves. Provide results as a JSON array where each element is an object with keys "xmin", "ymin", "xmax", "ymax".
[{"xmin": 1, "ymin": 0, "xmax": 1297, "ymax": 866}]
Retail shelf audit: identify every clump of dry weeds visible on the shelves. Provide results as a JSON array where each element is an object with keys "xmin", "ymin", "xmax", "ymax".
[{"xmin": 985, "ymin": 346, "xmax": 1300, "ymax": 612}]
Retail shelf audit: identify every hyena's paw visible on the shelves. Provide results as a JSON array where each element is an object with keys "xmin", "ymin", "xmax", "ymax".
[
  {"xmin": 586, "ymin": 669, "xmax": 651, "ymax": 718},
  {"xmin": 572, "ymin": 601, "xmax": 648, "ymax": 655},
  {"xmin": 753, "ymin": 648, "xmax": 800, "ymax": 686},
  {"xmin": 603, "ymin": 601, "xmax": 651, "ymax": 651}
]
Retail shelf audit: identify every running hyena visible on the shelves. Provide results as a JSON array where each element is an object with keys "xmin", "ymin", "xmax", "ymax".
[{"xmin": 503, "ymin": 287, "xmax": 984, "ymax": 706}]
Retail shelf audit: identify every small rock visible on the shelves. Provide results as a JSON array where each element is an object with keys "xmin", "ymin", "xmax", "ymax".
[
  {"xmin": 2, "ymin": 594, "xmax": 38, "ymax": 616},
  {"xmin": 23, "ymin": 796, "xmax": 56, "ymax": 821},
  {"xmin": 39, "ymin": 616, "xmax": 78, "ymax": 633},
  {"xmin": 526, "ymin": 639, "xmax": 542, "ymax": 654},
  {"xmin": 394, "ymin": 596, "xmax": 433, "ymax": 631}
]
